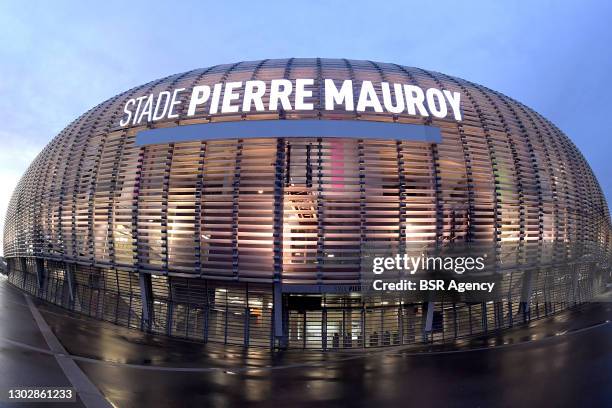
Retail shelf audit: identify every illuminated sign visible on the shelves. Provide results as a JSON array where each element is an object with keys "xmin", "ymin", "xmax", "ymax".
[{"xmin": 120, "ymin": 79, "xmax": 462, "ymax": 127}]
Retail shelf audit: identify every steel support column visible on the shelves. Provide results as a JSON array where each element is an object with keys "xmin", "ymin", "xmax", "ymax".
[
  {"xmin": 65, "ymin": 262, "xmax": 77, "ymax": 304},
  {"xmin": 35, "ymin": 258, "xmax": 46, "ymax": 291},
  {"xmin": 20, "ymin": 258, "xmax": 28, "ymax": 287},
  {"xmin": 519, "ymin": 269, "xmax": 533, "ymax": 323},
  {"xmin": 273, "ymin": 281, "xmax": 286, "ymax": 348},
  {"xmin": 423, "ymin": 301, "xmax": 434, "ymax": 342},
  {"xmin": 139, "ymin": 273, "xmax": 154, "ymax": 332},
  {"xmin": 272, "ymin": 137, "xmax": 287, "ymax": 349}
]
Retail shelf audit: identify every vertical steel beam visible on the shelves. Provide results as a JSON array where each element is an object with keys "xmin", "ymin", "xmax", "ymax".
[
  {"xmin": 231, "ymin": 141, "xmax": 242, "ymax": 280},
  {"xmin": 315, "ymin": 139, "xmax": 324, "ymax": 284},
  {"xmin": 519, "ymin": 269, "xmax": 533, "ymax": 322},
  {"xmin": 167, "ymin": 300, "xmax": 174, "ymax": 337},
  {"xmin": 195, "ymin": 141, "xmax": 206, "ymax": 276},
  {"xmin": 139, "ymin": 273, "xmax": 153, "ymax": 332},
  {"xmin": 272, "ymin": 281, "xmax": 286, "ymax": 348},
  {"xmin": 361, "ymin": 306, "xmax": 366, "ymax": 348},
  {"xmin": 161, "ymin": 143, "xmax": 174, "ymax": 273},
  {"xmin": 272, "ymin": 137, "xmax": 287, "ymax": 348},
  {"xmin": 65, "ymin": 262, "xmax": 76, "ymax": 304},
  {"xmin": 482, "ymin": 302, "xmax": 489, "ymax": 333},
  {"xmin": 244, "ymin": 307, "xmax": 250, "ymax": 347},
  {"xmin": 398, "ymin": 305, "xmax": 404, "ymax": 344},
  {"xmin": 423, "ymin": 301, "xmax": 434, "ymax": 341},
  {"xmin": 397, "ymin": 140, "xmax": 407, "ymax": 267},
  {"xmin": 322, "ymin": 306, "xmax": 327, "ymax": 350},
  {"xmin": 20, "ymin": 258, "xmax": 28, "ymax": 286},
  {"xmin": 203, "ymin": 280, "xmax": 210, "ymax": 343},
  {"xmin": 244, "ymin": 283, "xmax": 250, "ymax": 347},
  {"xmin": 453, "ymin": 303, "xmax": 458, "ymax": 338},
  {"xmin": 35, "ymin": 258, "xmax": 46, "ymax": 291},
  {"xmin": 358, "ymin": 140, "xmax": 366, "ymax": 281}
]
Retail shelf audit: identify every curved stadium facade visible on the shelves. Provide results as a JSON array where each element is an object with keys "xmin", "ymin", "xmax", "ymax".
[{"xmin": 4, "ymin": 58, "xmax": 612, "ymax": 349}]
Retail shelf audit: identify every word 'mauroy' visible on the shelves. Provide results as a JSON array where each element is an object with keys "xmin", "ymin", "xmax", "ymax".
[{"xmin": 120, "ymin": 79, "xmax": 462, "ymax": 127}]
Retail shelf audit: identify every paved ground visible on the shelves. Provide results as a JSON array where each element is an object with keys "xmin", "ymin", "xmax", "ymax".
[{"xmin": 0, "ymin": 275, "xmax": 610, "ymax": 408}]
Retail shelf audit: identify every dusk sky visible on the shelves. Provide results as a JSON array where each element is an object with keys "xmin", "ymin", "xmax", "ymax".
[{"xmin": 1, "ymin": 0, "xmax": 611, "ymax": 253}]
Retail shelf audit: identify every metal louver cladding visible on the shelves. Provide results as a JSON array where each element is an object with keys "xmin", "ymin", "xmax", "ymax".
[{"xmin": 4, "ymin": 58, "xmax": 612, "ymax": 350}]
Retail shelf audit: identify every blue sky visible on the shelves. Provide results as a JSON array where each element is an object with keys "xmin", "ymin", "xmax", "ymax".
[{"xmin": 1, "ymin": 0, "xmax": 611, "ymax": 252}]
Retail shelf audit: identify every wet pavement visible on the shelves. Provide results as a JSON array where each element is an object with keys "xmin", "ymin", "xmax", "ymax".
[
  {"xmin": 0, "ymin": 275, "xmax": 610, "ymax": 407},
  {"xmin": 0, "ymin": 278, "xmax": 86, "ymax": 408}
]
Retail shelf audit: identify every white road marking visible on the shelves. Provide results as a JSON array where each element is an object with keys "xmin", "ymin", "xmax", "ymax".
[{"xmin": 25, "ymin": 294, "xmax": 112, "ymax": 408}]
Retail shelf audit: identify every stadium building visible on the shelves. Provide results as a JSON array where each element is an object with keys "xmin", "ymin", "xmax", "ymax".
[{"xmin": 4, "ymin": 58, "xmax": 611, "ymax": 349}]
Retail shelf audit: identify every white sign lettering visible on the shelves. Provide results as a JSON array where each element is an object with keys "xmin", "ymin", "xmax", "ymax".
[{"xmin": 119, "ymin": 79, "xmax": 462, "ymax": 127}]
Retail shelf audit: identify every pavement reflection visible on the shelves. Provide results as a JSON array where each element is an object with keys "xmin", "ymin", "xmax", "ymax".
[{"xmin": 1, "ymin": 279, "xmax": 610, "ymax": 408}]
